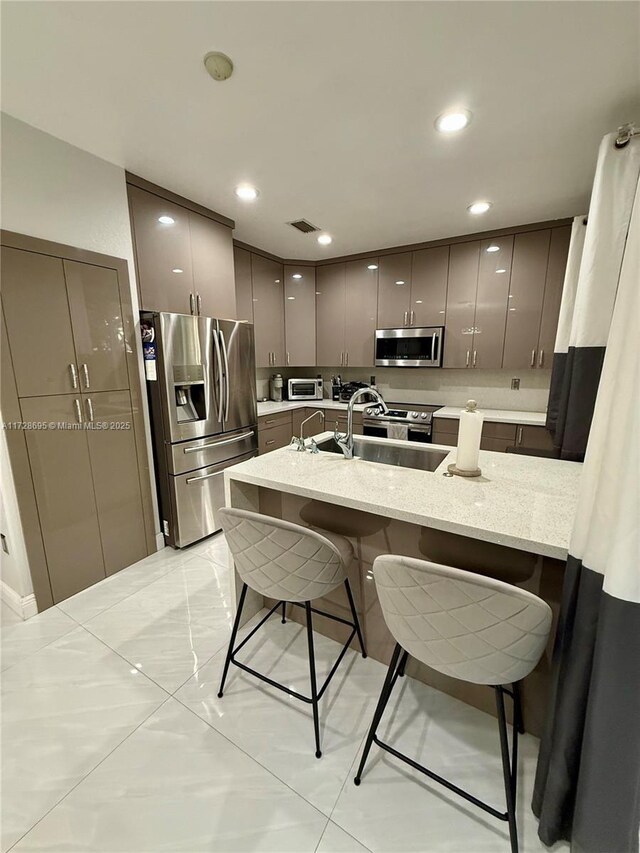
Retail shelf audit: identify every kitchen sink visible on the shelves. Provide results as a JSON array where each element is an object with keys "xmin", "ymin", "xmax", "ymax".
[{"xmin": 315, "ymin": 436, "xmax": 449, "ymax": 472}]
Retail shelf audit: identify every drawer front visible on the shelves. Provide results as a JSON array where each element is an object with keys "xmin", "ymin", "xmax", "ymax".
[
  {"xmin": 516, "ymin": 425, "xmax": 555, "ymax": 450},
  {"xmin": 432, "ymin": 431, "xmax": 457, "ymax": 447},
  {"xmin": 480, "ymin": 437, "xmax": 514, "ymax": 453},
  {"xmin": 324, "ymin": 409, "xmax": 363, "ymax": 427},
  {"xmin": 483, "ymin": 422, "xmax": 517, "ymax": 441},
  {"xmin": 259, "ymin": 423, "xmax": 294, "ymax": 454},
  {"xmin": 432, "ymin": 417, "xmax": 459, "ymax": 435},
  {"xmin": 169, "ymin": 428, "xmax": 258, "ymax": 475},
  {"xmin": 171, "ymin": 450, "xmax": 256, "ymax": 547},
  {"xmin": 258, "ymin": 411, "xmax": 293, "ymax": 430}
]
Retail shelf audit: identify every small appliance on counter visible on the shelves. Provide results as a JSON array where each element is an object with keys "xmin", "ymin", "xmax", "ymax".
[
  {"xmin": 269, "ymin": 373, "xmax": 284, "ymax": 402},
  {"xmin": 287, "ymin": 377, "xmax": 323, "ymax": 401},
  {"xmin": 338, "ymin": 381, "xmax": 377, "ymax": 403},
  {"xmin": 331, "ymin": 375, "xmax": 342, "ymax": 401}
]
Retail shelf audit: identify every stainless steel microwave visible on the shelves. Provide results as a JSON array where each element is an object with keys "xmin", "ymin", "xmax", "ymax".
[
  {"xmin": 287, "ymin": 378, "xmax": 323, "ymax": 400},
  {"xmin": 375, "ymin": 326, "xmax": 444, "ymax": 367}
]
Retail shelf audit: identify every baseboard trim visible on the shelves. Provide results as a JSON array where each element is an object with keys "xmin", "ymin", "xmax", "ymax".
[{"xmin": 0, "ymin": 579, "xmax": 38, "ymax": 620}]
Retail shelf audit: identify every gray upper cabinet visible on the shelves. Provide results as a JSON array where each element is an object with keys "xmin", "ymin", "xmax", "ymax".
[
  {"xmin": 189, "ymin": 210, "xmax": 236, "ymax": 319},
  {"xmin": 473, "ymin": 236, "xmax": 513, "ymax": 369},
  {"xmin": 251, "ymin": 254, "xmax": 285, "ymax": 367},
  {"xmin": 503, "ymin": 230, "xmax": 551, "ymax": 369},
  {"xmin": 537, "ymin": 226, "xmax": 571, "ymax": 368},
  {"xmin": 1, "ymin": 248, "xmax": 78, "ymax": 397},
  {"xmin": 234, "ymin": 246, "xmax": 254, "ymax": 323},
  {"xmin": 410, "ymin": 246, "xmax": 449, "ymax": 328},
  {"xmin": 128, "ymin": 185, "xmax": 194, "ymax": 314},
  {"xmin": 316, "ymin": 263, "xmax": 346, "ymax": 366},
  {"xmin": 377, "ymin": 252, "xmax": 412, "ymax": 328},
  {"xmin": 444, "ymin": 241, "xmax": 480, "ymax": 368},
  {"xmin": 284, "ymin": 266, "xmax": 316, "ymax": 367},
  {"xmin": 64, "ymin": 260, "xmax": 130, "ymax": 393},
  {"xmin": 345, "ymin": 259, "xmax": 378, "ymax": 367}
]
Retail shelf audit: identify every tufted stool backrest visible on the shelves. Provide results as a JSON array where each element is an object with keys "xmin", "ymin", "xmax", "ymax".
[
  {"xmin": 373, "ymin": 555, "xmax": 552, "ymax": 685},
  {"xmin": 219, "ymin": 507, "xmax": 348, "ymax": 603}
]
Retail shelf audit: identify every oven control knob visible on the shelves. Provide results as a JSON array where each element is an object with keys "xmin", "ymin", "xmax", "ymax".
[
  {"xmin": 411, "ymin": 411, "xmax": 419, "ymax": 418},
  {"xmin": 420, "ymin": 412, "xmax": 428, "ymax": 419},
  {"xmin": 365, "ymin": 407, "xmax": 373, "ymax": 415}
]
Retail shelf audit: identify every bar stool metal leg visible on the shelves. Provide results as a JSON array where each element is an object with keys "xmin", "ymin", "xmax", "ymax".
[
  {"xmin": 281, "ymin": 601, "xmax": 287, "ymax": 624},
  {"xmin": 495, "ymin": 686, "xmax": 519, "ymax": 853},
  {"xmin": 217, "ymin": 582, "xmax": 248, "ymax": 698},
  {"xmin": 344, "ymin": 578, "xmax": 367, "ymax": 658},
  {"xmin": 305, "ymin": 601, "xmax": 322, "ymax": 759},
  {"xmin": 354, "ymin": 643, "xmax": 403, "ymax": 784}
]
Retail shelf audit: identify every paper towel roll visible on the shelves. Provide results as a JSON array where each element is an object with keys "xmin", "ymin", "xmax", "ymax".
[{"xmin": 456, "ymin": 400, "xmax": 484, "ymax": 472}]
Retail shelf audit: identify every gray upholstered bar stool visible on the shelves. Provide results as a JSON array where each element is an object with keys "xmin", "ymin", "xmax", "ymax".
[
  {"xmin": 354, "ymin": 555, "xmax": 552, "ymax": 853},
  {"xmin": 216, "ymin": 507, "xmax": 367, "ymax": 758}
]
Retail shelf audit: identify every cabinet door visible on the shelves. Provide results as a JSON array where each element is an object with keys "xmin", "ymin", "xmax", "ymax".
[
  {"xmin": 1, "ymin": 247, "xmax": 78, "ymax": 396},
  {"xmin": 64, "ymin": 260, "xmax": 129, "ymax": 393},
  {"xmin": 251, "ymin": 254, "xmax": 285, "ymax": 367},
  {"xmin": 443, "ymin": 242, "xmax": 480, "ymax": 368},
  {"xmin": 234, "ymin": 247, "xmax": 254, "ymax": 323},
  {"xmin": 20, "ymin": 395, "xmax": 105, "ymax": 603},
  {"xmin": 502, "ymin": 230, "xmax": 551, "ymax": 369},
  {"xmin": 345, "ymin": 259, "xmax": 378, "ymax": 367},
  {"xmin": 472, "ymin": 237, "xmax": 513, "ymax": 369},
  {"xmin": 377, "ymin": 253, "xmax": 412, "ymax": 328},
  {"xmin": 316, "ymin": 263, "xmax": 346, "ymax": 366},
  {"xmin": 83, "ymin": 390, "xmax": 147, "ymax": 575},
  {"xmin": 284, "ymin": 266, "xmax": 316, "ymax": 367},
  {"xmin": 128, "ymin": 186, "xmax": 194, "ymax": 314},
  {"xmin": 411, "ymin": 246, "xmax": 449, "ymax": 327},
  {"xmin": 537, "ymin": 226, "xmax": 571, "ymax": 368},
  {"xmin": 515, "ymin": 424, "xmax": 555, "ymax": 451},
  {"xmin": 189, "ymin": 211, "xmax": 236, "ymax": 319}
]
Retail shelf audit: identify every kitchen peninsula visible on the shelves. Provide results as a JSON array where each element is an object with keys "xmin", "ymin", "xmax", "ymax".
[{"xmin": 224, "ymin": 435, "xmax": 581, "ymax": 733}]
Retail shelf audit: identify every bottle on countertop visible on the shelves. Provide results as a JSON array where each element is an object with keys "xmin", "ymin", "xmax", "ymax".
[
  {"xmin": 331, "ymin": 375, "xmax": 342, "ymax": 401},
  {"xmin": 269, "ymin": 373, "xmax": 284, "ymax": 403}
]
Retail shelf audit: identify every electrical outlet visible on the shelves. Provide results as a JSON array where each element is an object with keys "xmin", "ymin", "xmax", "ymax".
[{"xmin": 511, "ymin": 377, "xmax": 521, "ymax": 390}]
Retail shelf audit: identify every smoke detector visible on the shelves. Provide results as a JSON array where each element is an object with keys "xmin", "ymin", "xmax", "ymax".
[{"xmin": 204, "ymin": 52, "xmax": 234, "ymax": 82}]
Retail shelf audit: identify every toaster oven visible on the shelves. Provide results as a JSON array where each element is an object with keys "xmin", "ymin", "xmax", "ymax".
[{"xmin": 287, "ymin": 378, "xmax": 323, "ymax": 400}]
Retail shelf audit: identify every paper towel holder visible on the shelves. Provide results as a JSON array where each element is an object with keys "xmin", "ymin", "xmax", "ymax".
[{"xmin": 447, "ymin": 399, "xmax": 482, "ymax": 478}]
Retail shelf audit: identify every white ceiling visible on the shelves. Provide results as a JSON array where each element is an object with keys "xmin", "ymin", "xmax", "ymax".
[{"xmin": 2, "ymin": 1, "xmax": 639, "ymax": 259}]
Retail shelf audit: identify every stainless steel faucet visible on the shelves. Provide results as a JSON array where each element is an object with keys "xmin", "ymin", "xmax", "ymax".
[
  {"xmin": 291, "ymin": 409, "xmax": 325, "ymax": 452},
  {"xmin": 335, "ymin": 387, "xmax": 388, "ymax": 459}
]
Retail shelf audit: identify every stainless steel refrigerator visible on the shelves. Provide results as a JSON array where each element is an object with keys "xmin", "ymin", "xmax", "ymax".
[{"xmin": 141, "ymin": 311, "xmax": 258, "ymax": 547}]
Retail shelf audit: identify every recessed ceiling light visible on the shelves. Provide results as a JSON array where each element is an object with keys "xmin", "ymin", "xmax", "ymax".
[
  {"xmin": 172, "ymin": 268, "xmax": 184, "ymax": 274},
  {"xmin": 292, "ymin": 273, "xmax": 303, "ymax": 279},
  {"xmin": 468, "ymin": 201, "xmax": 492, "ymax": 215},
  {"xmin": 486, "ymin": 245, "xmax": 500, "ymax": 253},
  {"xmin": 367, "ymin": 264, "xmax": 378, "ymax": 270},
  {"xmin": 203, "ymin": 51, "xmax": 234, "ymax": 82},
  {"xmin": 317, "ymin": 234, "xmax": 332, "ymax": 245},
  {"xmin": 435, "ymin": 110, "xmax": 472, "ymax": 133},
  {"xmin": 395, "ymin": 280, "xmax": 406, "ymax": 285},
  {"xmin": 158, "ymin": 215, "xmax": 175, "ymax": 225},
  {"xmin": 235, "ymin": 184, "xmax": 259, "ymax": 201},
  {"xmin": 496, "ymin": 268, "xmax": 507, "ymax": 274}
]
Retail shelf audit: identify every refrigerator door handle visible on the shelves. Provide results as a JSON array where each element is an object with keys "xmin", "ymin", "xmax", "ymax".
[
  {"xmin": 220, "ymin": 329, "xmax": 231, "ymax": 421},
  {"xmin": 212, "ymin": 328, "xmax": 224, "ymax": 422}
]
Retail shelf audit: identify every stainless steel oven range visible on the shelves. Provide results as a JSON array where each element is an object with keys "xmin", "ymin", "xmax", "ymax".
[{"xmin": 362, "ymin": 404, "xmax": 443, "ymax": 443}]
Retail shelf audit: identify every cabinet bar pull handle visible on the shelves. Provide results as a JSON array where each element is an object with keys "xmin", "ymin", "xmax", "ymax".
[
  {"xmin": 69, "ymin": 363, "xmax": 78, "ymax": 390},
  {"xmin": 530, "ymin": 349, "xmax": 536, "ymax": 367},
  {"xmin": 196, "ymin": 293, "xmax": 202, "ymax": 315},
  {"xmin": 517, "ymin": 426, "xmax": 523, "ymax": 446},
  {"xmin": 403, "ymin": 311, "xmax": 408, "ymax": 326},
  {"xmin": 190, "ymin": 293, "xmax": 195, "ymax": 315},
  {"xmin": 287, "ymin": 352, "xmax": 290, "ymax": 366},
  {"xmin": 74, "ymin": 398, "xmax": 83, "ymax": 424},
  {"xmin": 410, "ymin": 310, "xmax": 415, "ymax": 325},
  {"xmin": 85, "ymin": 398, "xmax": 94, "ymax": 422},
  {"xmin": 81, "ymin": 363, "xmax": 90, "ymax": 389},
  {"xmin": 538, "ymin": 349, "xmax": 544, "ymax": 368},
  {"xmin": 266, "ymin": 439, "xmax": 275, "ymax": 446},
  {"xmin": 184, "ymin": 431, "xmax": 254, "ymax": 453},
  {"xmin": 472, "ymin": 350, "xmax": 477, "ymax": 368},
  {"xmin": 466, "ymin": 350, "xmax": 470, "ymax": 368},
  {"xmin": 345, "ymin": 352, "xmax": 349, "ymax": 366}
]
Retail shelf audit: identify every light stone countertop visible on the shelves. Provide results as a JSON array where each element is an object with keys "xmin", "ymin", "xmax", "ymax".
[
  {"xmin": 434, "ymin": 407, "xmax": 547, "ymax": 426},
  {"xmin": 225, "ymin": 432, "xmax": 580, "ymax": 559},
  {"xmin": 257, "ymin": 400, "xmax": 368, "ymax": 416}
]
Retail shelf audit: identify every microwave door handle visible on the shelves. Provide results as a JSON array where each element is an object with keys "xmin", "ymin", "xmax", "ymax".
[
  {"xmin": 220, "ymin": 329, "xmax": 230, "ymax": 421},
  {"xmin": 212, "ymin": 329, "xmax": 224, "ymax": 422},
  {"xmin": 432, "ymin": 331, "xmax": 438, "ymax": 362}
]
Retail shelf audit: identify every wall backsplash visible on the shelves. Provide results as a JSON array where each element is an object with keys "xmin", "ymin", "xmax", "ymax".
[{"xmin": 256, "ymin": 366, "xmax": 551, "ymax": 413}]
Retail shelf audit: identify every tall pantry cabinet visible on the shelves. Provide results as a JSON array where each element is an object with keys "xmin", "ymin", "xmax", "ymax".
[{"xmin": 1, "ymin": 236, "xmax": 155, "ymax": 609}]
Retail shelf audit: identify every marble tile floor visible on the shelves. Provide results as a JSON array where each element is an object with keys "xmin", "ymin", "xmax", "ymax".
[{"xmin": 1, "ymin": 534, "xmax": 568, "ymax": 853}]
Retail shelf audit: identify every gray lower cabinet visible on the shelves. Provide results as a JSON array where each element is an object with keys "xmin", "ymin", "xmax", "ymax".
[
  {"xmin": 20, "ymin": 395, "xmax": 106, "ymax": 602},
  {"xmin": 432, "ymin": 417, "xmax": 555, "ymax": 454},
  {"xmin": 258, "ymin": 411, "xmax": 293, "ymax": 454}
]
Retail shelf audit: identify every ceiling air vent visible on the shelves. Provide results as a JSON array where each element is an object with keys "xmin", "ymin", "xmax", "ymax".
[{"xmin": 288, "ymin": 219, "xmax": 320, "ymax": 234}]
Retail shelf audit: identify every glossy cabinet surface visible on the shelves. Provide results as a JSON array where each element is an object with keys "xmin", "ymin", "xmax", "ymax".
[
  {"xmin": 251, "ymin": 254, "xmax": 285, "ymax": 367},
  {"xmin": 443, "ymin": 241, "xmax": 480, "ymax": 368},
  {"xmin": 473, "ymin": 237, "xmax": 513, "ymax": 369},
  {"xmin": 345, "ymin": 259, "xmax": 378, "ymax": 367},
  {"xmin": 503, "ymin": 230, "xmax": 551, "ymax": 369},
  {"xmin": 64, "ymin": 260, "xmax": 129, "ymax": 392},
  {"xmin": 410, "ymin": 246, "xmax": 449, "ymax": 328},
  {"xmin": 537, "ymin": 225, "xmax": 571, "ymax": 368},
  {"xmin": 1, "ymin": 248, "xmax": 78, "ymax": 397},
  {"xmin": 20, "ymin": 394, "xmax": 106, "ymax": 602},
  {"xmin": 189, "ymin": 210, "xmax": 236, "ymax": 319},
  {"xmin": 233, "ymin": 247, "xmax": 254, "ymax": 323},
  {"xmin": 284, "ymin": 266, "xmax": 316, "ymax": 366},
  {"xmin": 316, "ymin": 263, "xmax": 346, "ymax": 366},
  {"xmin": 377, "ymin": 252, "xmax": 413, "ymax": 328},
  {"xmin": 128, "ymin": 185, "xmax": 194, "ymax": 314}
]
